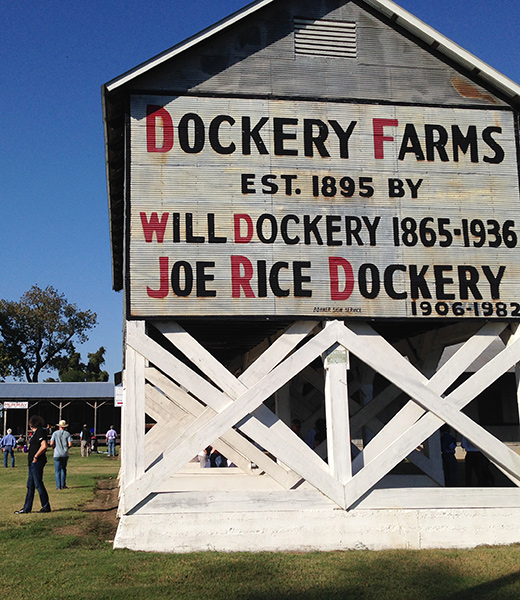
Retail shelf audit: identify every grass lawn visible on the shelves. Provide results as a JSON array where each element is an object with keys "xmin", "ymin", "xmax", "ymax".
[{"xmin": 1, "ymin": 451, "xmax": 520, "ymax": 599}]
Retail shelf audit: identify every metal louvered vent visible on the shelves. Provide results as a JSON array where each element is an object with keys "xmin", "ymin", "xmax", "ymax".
[{"xmin": 294, "ymin": 18, "xmax": 357, "ymax": 58}]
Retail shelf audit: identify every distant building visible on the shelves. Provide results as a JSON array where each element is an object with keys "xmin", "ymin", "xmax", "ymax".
[{"xmin": 0, "ymin": 382, "xmax": 118, "ymax": 438}]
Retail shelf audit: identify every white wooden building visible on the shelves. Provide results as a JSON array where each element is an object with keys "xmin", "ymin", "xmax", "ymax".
[{"xmin": 102, "ymin": 0, "xmax": 520, "ymax": 552}]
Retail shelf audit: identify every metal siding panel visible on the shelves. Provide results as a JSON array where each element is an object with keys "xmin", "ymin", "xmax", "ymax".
[
  {"xmin": 0, "ymin": 383, "xmax": 115, "ymax": 400},
  {"xmin": 133, "ymin": 11, "xmax": 507, "ymax": 108},
  {"xmin": 129, "ymin": 95, "xmax": 520, "ymax": 320},
  {"xmin": 139, "ymin": 56, "xmax": 503, "ymax": 110}
]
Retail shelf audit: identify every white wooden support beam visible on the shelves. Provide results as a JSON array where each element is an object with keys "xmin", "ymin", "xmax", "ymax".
[
  {"xmin": 155, "ymin": 321, "xmax": 318, "ymax": 395},
  {"xmin": 514, "ymin": 355, "xmax": 520, "ymax": 409},
  {"xmin": 123, "ymin": 323, "xmax": 346, "ymax": 511},
  {"xmin": 120, "ymin": 320, "xmax": 146, "ymax": 513},
  {"xmin": 144, "ymin": 367, "xmax": 321, "ymax": 489},
  {"xmin": 505, "ymin": 325, "xmax": 520, "ymax": 432},
  {"xmin": 144, "ymin": 385, "xmax": 212, "ymax": 469},
  {"xmin": 351, "ymin": 323, "xmax": 506, "ymax": 436},
  {"xmin": 155, "ymin": 320, "xmax": 332, "ymax": 484},
  {"xmin": 348, "ymin": 332, "xmax": 444, "ymax": 483},
  {"xmin": 351, "ymin": 323, "xmax": 506, "ymax": 437},
  {"xmin": 238, "ymin": 320, "xmax": 320, "ymax": 387},
  {"xmin": 497, "ymin": 324, "xmax": 520, "ymax": 487},
  {"xmin": 299, "ymin": 364, "xmax": 325, "ymax": 391},
  {"xmin": 353, "ymin": 321, "xmax": 506, "ymax": 474},
  {"xmin": 145, "ymin": 368, "xmax": 295, "ymax": 482},
  {"xmin": 144, "ymin": 384, "xmax": 192, "ymax": 461},
  {"xmin": 350, "ymin": 384, "xmax": 402, "ymax": 435},
  {"xmin": 144, "ymin": 383, "xmax": 253, "ymax": 475},
  {"xmin": 339, "ymin": 323, "xmax": 520, "ymax": 508},
  {"xmin": 323, "ymin": 340, "xmax": 351, "ymax": 484},
  {"xmin": 145, "ymin": 383, "xmax": 188, "ymax": 422},
  {"xmin": 275, "ymin": 383, "xmax": 292, "ymax": 426}
]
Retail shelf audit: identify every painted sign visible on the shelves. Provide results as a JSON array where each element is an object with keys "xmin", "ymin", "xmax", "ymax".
[
  {"xmin": 4, "ymin": 402, "xmax": 29, "ymax": 409},
  {"xmin": 115, "ymin": 387, "xmax": 124, "ymax": 407},
  {"xmin": 129, "ymin": 95, "xmax": 520, "ymax": 319}
]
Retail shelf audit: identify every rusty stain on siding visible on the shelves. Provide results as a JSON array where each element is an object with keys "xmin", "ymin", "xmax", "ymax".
[{"xmin": 451, "ymin": 77, "xmax": 498, "ymax": 105}]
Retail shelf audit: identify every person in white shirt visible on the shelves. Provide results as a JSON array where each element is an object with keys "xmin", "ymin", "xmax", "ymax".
[
  {"xmin": 1, "ymin": 428, "xmax": 17, "ymax": 468},
  {"xmin": 106, "ymin": 426, "xmax": 118, "ymax": 457}
]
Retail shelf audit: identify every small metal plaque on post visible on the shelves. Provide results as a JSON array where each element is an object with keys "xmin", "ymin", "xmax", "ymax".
[{"xmin": 323, "ymin": 344, "xmax": 350, "ymax": 369}]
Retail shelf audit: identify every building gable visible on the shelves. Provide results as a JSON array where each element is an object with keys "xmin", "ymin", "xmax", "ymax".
[
  {"xmin": 104, "ymin": 0, "xmax": 520, "ymax": 292},
  {"xmin": 119, "ymin": 0, "xmax": 510, "ymax": 107}
]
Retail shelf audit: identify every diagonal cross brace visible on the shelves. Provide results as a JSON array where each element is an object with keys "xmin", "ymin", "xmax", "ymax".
[
  {"xmin": 145, "ymin": 368, "xmax": 300, "ymax": 486},
  {"xmin": 337, "ymin": 323, "xmax": 520, "ymax": 507},
  {"xmin": 148, "ymin": 322, "xmax": 330, "ymax": 480},
  {"xmin": 124, "ymin": 323, "xmax": 346, "ymax": 511},
  {"xmin": 352, "ymin": 321, "xmax": 508, "ymax": 473}
]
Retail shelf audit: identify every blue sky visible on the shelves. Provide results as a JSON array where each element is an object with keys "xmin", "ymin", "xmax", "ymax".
[{"xmin": 1, "ymin": 0, "xmax": 519, "ymax": 381}]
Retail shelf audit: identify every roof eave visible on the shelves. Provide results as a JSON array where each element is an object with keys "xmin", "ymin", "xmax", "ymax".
[
  {"xmin": 104, "ymin": 0, "xmax": 273, "ymax": 94},
  {"xmin": 364, "ymin": 0, "xmax": 520, "ymax": 101}
]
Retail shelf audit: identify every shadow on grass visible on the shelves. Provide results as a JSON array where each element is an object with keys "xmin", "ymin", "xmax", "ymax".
[
  {"xmin": 439, "ymin": 570, "xmax": 520, "ymax": 600},
  {"xmin": 83, "ymin": 505, "xmax": 117, "ymax": 514},
  {"xmin": 166, "ymin": 553, "xmax": 520, "ymax": 600}
]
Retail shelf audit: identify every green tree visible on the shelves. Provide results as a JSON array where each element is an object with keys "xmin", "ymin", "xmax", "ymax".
[
  {"xmin": 0, "ymin": 341, "xmax": 13, "ymax": 381},
  {"xmin": 49, "ymin": 346, "xmax": 109, "ymax": 382},
  {"xmin": 0, "ymin": 285, "xmax": 97, "ymax": 382},
  {"xmin": 85, "ymin": 346, "xmax": 110, "ymax": 381}
]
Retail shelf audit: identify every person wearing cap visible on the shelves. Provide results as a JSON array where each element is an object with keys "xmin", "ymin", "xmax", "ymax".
[
  {"xmin": 15, "ymin": 415, "xmax": 51, "ymax": 514},
  {"xmin": 50, "ymin": 419, "xmax": 73, "ymax": 490},
  {"xmin": 1, "ymin": 428, "xmax": 17, "ymax": 468}
]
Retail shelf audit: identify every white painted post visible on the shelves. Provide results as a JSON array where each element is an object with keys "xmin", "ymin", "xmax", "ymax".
[
  {"xmin": 513, "ymin": 324, "xmax": 520, "ymax": 429},
  {"xmin": 123, "ymin": 321, "xmax": 147, "ymax": 486},
  {"xmin": 323, "ymin": 334, "xmax": 351, "ymax": 485},
  {"xmin": 516, "ymin": 365, "xmax": 520, "ymax": 429}
]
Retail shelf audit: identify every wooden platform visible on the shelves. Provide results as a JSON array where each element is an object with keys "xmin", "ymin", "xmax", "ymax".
[
  {"xmin": 114, "ymin": 471, "xmax": 520, "ymax": 552},
  {"xmin": 115, "ymin": 319, "xmax": 520, "ymax": 552}
]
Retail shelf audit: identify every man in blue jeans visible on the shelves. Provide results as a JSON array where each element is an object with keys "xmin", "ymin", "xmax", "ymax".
[
  {"xmin": 106, "ymin": 425, "xmax": 117, "ymax": 457},
  {"xmin": 14, "ymin": 415, "xmax": 51, "ymax": 514},
  {"xmin": 50, "ymin": 420, "xmax": 73, "ymax": 489},
  {"xmin": 1, "ymin": 428, "xmax": 16, "ymax": 468}
]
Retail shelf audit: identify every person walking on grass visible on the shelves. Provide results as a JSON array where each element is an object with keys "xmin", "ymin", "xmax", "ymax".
[
  {"xmin": 1, "ymin": 428, "xmax": 16, "ymax": 468},
  {"xmin": 80, "ymin": 424, "xmax": 91, "ymax": 457},
  {"xmin": 15, "ymin": 415, "xmax": 51, "ymax": 514},
  {"xmin": 50, "ymin": 420, "xmax": 73, "ymax": 490},
  {"xmin": 106, "ymin": 425, "xmax": 117, "ymax": 457}
]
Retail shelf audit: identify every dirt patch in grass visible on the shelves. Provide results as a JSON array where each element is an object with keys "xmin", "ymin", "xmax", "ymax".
[
  {"xmin": 85, "ymin": 477, "xmax": 119, "ymax": 516},
  {"xmin": 57, "ymin": 477, "xmax": 119, "ymax": 541},
  {"xmin": 83, "ymin": 477, "xmax": 119, "ymax": 539}
]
